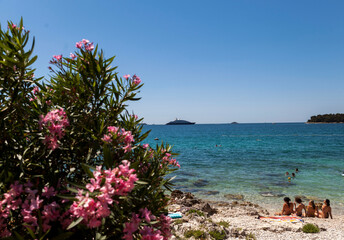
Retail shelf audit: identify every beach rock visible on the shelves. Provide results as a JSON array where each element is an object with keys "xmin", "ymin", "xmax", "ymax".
[
  {"xmin": 259, "ymin": 191, "xmax": 285, "ymax": 197},
  {"xmin": 183, "ymin": 198, "xmax": 200, "ymax": 207},
  {"xmin": 306, "ymin": 196, "xmax": 322, "ymax": 201},
  {"xmin": 171, "ymin": 190, "xmax": 184, "ymax": 198},
  {"xmin": 185, "ymin": 192, "xmax": 194, "ymax": 199},
  {"xmin": 224, "ymin": 194, "xmax": 244, "ymax": 201},
  {"xmin": 193, "ymin": 179, "xmax": 209, "ymax": 187},
  {"xmin": 203, "ymin": 190, "xmax": 220, "ymax": 195},
  {"xmin": 201, "ymin": 203, "xmax": 217, "ymax": 216}
]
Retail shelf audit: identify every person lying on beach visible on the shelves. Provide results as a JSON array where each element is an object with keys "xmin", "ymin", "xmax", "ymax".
[
  {"xmin": 318, "ymin": 199, "xmax": 333, "ymax": 219},
  {"xmin": 306, "ymin": 200, "xmax": 318, "ymax": 217},
  {"xmin": 294, "ymin": 197, "xmax": 306, "ymax": 217},
  {"xmin": 275, "ymin": 197, "xmax": 294, "ymax": 215}
]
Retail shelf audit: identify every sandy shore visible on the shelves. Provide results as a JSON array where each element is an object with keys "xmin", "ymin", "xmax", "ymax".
[{"xmin": 169, "ymin": 190, "xmax": 344, "ymax": 240}]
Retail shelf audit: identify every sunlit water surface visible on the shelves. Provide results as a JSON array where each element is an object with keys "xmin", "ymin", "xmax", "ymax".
[{"xmin": 143, "ymin": 123, "xmax": 344, "ymax": 212}]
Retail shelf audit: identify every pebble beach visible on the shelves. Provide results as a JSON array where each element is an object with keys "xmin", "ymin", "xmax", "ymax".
[{"xmin": 170, "ymin": 190, "xmax": 344, "ymax": 240}]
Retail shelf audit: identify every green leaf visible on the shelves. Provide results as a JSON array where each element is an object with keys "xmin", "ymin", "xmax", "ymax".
[
  {"xmin": 81, "ymin": 163, "xmax": 95, "ymax": 178},
  {"xmin": 67, "ymin": 217, "xmax": 84, "ymax": 230},
  {"xmin": 136, "ymin": 180, "xmax": 148, "ymax": 185},
  {"xmin": 13, "ymin": 231, "xmax": 25, "ymax": 240}
]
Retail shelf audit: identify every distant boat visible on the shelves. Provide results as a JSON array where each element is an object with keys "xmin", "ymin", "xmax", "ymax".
[
  {"xmin": 166, "ymin": 118, "xmax": 195, "ymax": 125},
  {"xmin": 231, "ymin": 122, "xmax": 238, "ymax": 124}
]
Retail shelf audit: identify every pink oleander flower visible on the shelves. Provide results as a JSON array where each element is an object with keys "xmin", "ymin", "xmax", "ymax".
[
  {"xmin": 76, "ymin": 41, "xmax": 83, "ymax": 48},
  {"xmin": 139, "ymin": 208, "xmax": 155, "ymax": 223},
  {"xmin": 39, "ymin": 108, "xmax": 69, "ymax": 150},
  {"xmin": 132, "ymin": 74, "xmax": 141, "ymax": 85},
  {"xmin": 76, "ymin": 39, "xmax": 94, "ymax": 51},
  {"xmin": 53, "ymin": 55, "xmax": 62, "ymax": 61},
  {"xmin": 158, "ymin": 214, "xmax": 172, "ymax": 240},
  {"xmin": 101, "ymin": 134, "xmax": 112, "ymax": 143},
  {"xmin": 71, "ymin": 161, "xmax": 138, "ymax": 228},
  {"xmin": 70, "ymin": 53, "xmax": 77, "ymax": 60},
  {"xmin": 11, "ymin": 24, "xmax": 16, "ymax": 28},
  {"xmin": 123, "ymin": 74, "xmax": 130, "ymax": 80},
  {"xmin": 33, "ymin": 86, "xmax": 39, "ymax": 94},
  {"xmin": 142, "ymin": 144, "xmax": 149, "ymax": 149},
  {"xmin": 85, "ymin": 42, "xmax": 94, "ymax": 51},
  {"xmin": 161, "ymin": 151, "xmax": 180, "ymax": 168},
  {"xmin": 0, "ymin": 181, "xmax": 64, "ymax": 235},
  {"xmin": 101, "ymin": 126, "xmax": 135, "ymax": 152},
  {"xmin": 140, "ymin": 226, "xmax": 163, "ymax": 240}
]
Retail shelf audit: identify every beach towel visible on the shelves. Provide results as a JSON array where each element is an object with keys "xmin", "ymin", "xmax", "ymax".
[
  {"xmin": 168, "ymin": 212, "xmax": 182, "ymax": 219},
  {"xmin": 259, "ymin": 216, "xmax": 303, "ymax": 223}
]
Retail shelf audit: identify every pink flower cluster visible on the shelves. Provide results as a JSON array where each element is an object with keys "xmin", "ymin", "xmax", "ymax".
[
  {"xmin": 76, "ymin": 39, "xmax": 94, "ymax": 51},
  {"xmin": 162, "ymin": 152, "xmax": 180, "ymax": 168},
  {"xmin": 123, "ymin": 74, "xmax": 142, "ymax": 86},
  {"xmin": 132, "ymin": 74, "xmax": 141, "ymax": 85},
  {"xmin": 70, "ymin": 160, "xmax": 138, "ymax": 228},
  {"xmin": 123, "ymin": 209, "xmax": 171, "ymax": 240},
  {"xmin": 39, "ymin": 108, "xmax": 69, "ymax": 150},
  {"xmin": 29, "ymin": 86, "xmax": 40, "ymax": 101},
  {"xmin": 0, "ymin": 182, "xmax": 68, "ymax": 237},
  {"xmin": 101, "ymin": 126, "xmax": 135, "ymax": 153}
]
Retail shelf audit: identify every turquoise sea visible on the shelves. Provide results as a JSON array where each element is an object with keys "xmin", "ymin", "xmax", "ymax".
[{"xmin": 143, "ymin": 123, "xmax": 344, "ymax": 211}]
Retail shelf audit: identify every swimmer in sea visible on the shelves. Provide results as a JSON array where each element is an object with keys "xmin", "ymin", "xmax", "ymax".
[
  {"xmin": 295, "ymin": 168, "xmax": 299, "ymax": 173},
  {"xmin": 306, "ymin": 200, "xmax": 318, "ymax": 217},
  {"xmin": 318, "ymin": 199, "xmax": 333, "ymax": 219},
  {"xmin": 294, "ymin": 197, "xmax": 306, "ymax": 217},
  {"xmin": 275, "ymin": 197, "xmax": 294, "ymax": 215},
  {"xmin": 292, "ymin": 173, "xmax": 296, "ymax": 177},
  {"xmin": 285, "ymin": 172, "xmax": 289, "ymax": 176}
]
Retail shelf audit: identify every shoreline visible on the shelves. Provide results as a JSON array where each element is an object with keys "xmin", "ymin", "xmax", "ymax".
[{"xmin": 170, "ymin": 190, "xmax": 344, "ymax": 239}]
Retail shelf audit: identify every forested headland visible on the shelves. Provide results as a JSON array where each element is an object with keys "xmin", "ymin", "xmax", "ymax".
[{"xmin": 307, "ymin": 113, "xmax": 344, "ymax": 123}]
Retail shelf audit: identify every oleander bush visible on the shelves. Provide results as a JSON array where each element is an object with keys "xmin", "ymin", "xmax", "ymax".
[{"xmin": 0, "ymin": 19, "xmax": 179, "ymax": 239}]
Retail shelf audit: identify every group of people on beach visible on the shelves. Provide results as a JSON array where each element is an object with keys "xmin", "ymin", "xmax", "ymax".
[{"xmin": 276, "ymin": 197, "xmax": 333, "ymax": 219}]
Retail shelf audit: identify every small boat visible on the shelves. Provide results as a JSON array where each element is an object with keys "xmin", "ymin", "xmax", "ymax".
[
  {"xmin": 154, "ymin": 138, "xmax": 159, "ymax": 141},
  {"xmin": 166, "ymin": 118, "xmax": 195, "ymax": 125}
]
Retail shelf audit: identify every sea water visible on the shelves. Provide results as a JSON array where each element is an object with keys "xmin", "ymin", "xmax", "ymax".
[{"xmin": 143, "ymin": 123, "xmax": 344, "ymax": 211}]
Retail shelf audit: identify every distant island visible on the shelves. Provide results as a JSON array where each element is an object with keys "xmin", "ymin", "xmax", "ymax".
[
  {"xmin": 307, "ymin": 113, "xmax": 344, "ymax": 123},
  {"xmin": 166, "ymin": 119, "xmax": 195, "ymax": 125}
]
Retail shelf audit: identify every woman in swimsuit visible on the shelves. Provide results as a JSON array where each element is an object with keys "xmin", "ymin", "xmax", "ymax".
[
  {"xmin": 318, "ymin": 199, "xmax": 333, "ymax": 219},
  {"xmin": 275, "ymin": 197, "xmax": 294, "ymax": 215},
  {"xmin": 294, "ymin": 197, "xmax": 306, "ymax": 217},
  {"xmin": 306, "ymin": 200, "xmax": 318, "ymax": 217}
]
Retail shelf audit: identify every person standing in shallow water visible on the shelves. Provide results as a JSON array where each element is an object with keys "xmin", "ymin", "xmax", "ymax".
[
  {"xmin": 275, "ymin": 197, "xmax": 294, "ymax": 215},
  {"xmin": 318, "ymin": 199, "xmax": 333, "ymax": 219}
]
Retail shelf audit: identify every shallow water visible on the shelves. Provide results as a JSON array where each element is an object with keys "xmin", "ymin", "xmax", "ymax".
[{"xmin": 143, "ymin": 123, "xmax": 344, "ymax": 211}]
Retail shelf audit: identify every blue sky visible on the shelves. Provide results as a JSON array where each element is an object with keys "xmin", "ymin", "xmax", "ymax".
[{"xmin": 1, "ymin": 0, "xmax": 344, "ymax": 124}]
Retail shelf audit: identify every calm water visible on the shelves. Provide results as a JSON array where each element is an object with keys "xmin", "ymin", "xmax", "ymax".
[{"xmin": 143, "ymin": 123, "xmax": 344, "ymax": 211}]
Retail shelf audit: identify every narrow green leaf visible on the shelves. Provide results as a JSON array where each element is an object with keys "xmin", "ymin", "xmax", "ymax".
[{"xmin": 67, "ymin": 217, "xmax": 83, "ymax": 230}]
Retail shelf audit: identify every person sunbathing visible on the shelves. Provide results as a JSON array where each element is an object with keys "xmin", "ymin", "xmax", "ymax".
[
  {"xmin": 294, "ymin": 197, "xmax": 307, "ymax": 217},
  {"xmin": 318, "ymin": 199, "xmax": 333, "ymax": 219},
  {"xmin": 306, "ymin": 200, "xmax": 318, "ymax": 217},
  {"xmin": 275, "ymin": 197, "xmax": 294, "ymax": 215}
]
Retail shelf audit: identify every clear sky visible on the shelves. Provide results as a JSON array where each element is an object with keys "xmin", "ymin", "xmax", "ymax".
[{"xmin": 1, "ymin": 0, "xmax": 344, "ymax": 124}]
